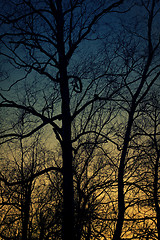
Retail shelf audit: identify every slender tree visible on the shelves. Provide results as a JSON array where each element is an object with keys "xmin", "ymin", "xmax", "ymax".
[
  {"xmin": 133, "ymin": 92, "xmax": 160, "ymax": 239},
  {"xmin": 112, "ymin": 1, "xmax": 160, "ymax": 239}
]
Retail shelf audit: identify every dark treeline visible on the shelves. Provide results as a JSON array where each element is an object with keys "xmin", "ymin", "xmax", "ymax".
[{"xmin": 0, "ymin": 0, "xmax": 160, "ymax": 239}]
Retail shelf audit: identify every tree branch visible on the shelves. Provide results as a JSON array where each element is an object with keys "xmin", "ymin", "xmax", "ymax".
[{"xmin": 0, "ymin": 166, "xmax": 62, "ymax": 186}]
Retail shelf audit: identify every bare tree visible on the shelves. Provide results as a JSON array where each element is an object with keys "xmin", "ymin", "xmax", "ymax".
[
  {"xmin": 0, "ymin": 1, "xmax": 127, "ymax": 238},
  {"xmin": 129, "ymin": 91, "xmax": 160, "ymax": 239},
  {"xmin": 73, "ymin": 138, "xmax": 115, "ymax": 239},
  {"xmin": 101, "ymin": 1, "xmax": 160, "ymax": 239},
  {"xmin": 0, "ymin": 137, "xmax": 38, "ymax": 239},
  {"xmin": 1, "ymin": 1, "xmax": 159, "ymax": 239}
]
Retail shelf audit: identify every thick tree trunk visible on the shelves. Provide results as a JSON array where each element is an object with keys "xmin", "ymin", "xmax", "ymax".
[
  {"xmin": 21, "ymin": 183, "xmax": 32, "ymax": 240},
  {"xmin": 56, "ymin": 2, "xmax": 74, "ymax": 239},
  {"xmin": 60, "ymin": 77, "xmax": 74, "ymax": 240}
]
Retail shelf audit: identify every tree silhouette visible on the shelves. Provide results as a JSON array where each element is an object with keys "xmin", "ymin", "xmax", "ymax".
[
  {"xmin": 1, "ymin": 0, "xmax": 160, "ymax": 239},
  {"xmin": 111, "ymin": 1, "xmax": 160, "ymax": 238},
  {"xmin": 0, "ymin": 1, "xmax": 125, "ymax": 239}
]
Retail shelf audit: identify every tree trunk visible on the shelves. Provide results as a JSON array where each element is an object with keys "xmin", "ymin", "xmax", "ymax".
[
  {"xmin": 153, "ymin": 144, "xmax": 160, "ymax": 240},
  {"xmin": 21, "ymin": 183, "xmax": 32, "ymax": 240},
  {"xmin": 113, "ymin": 109, "xmax": 134, "ymax": 240},
  {"xmin": 56, "ymin": 1, "xmax": 74, "ymax": 239},
  {"xmin": 60, "ymin": 76, "xmax": 74, "ymax": 240}
]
